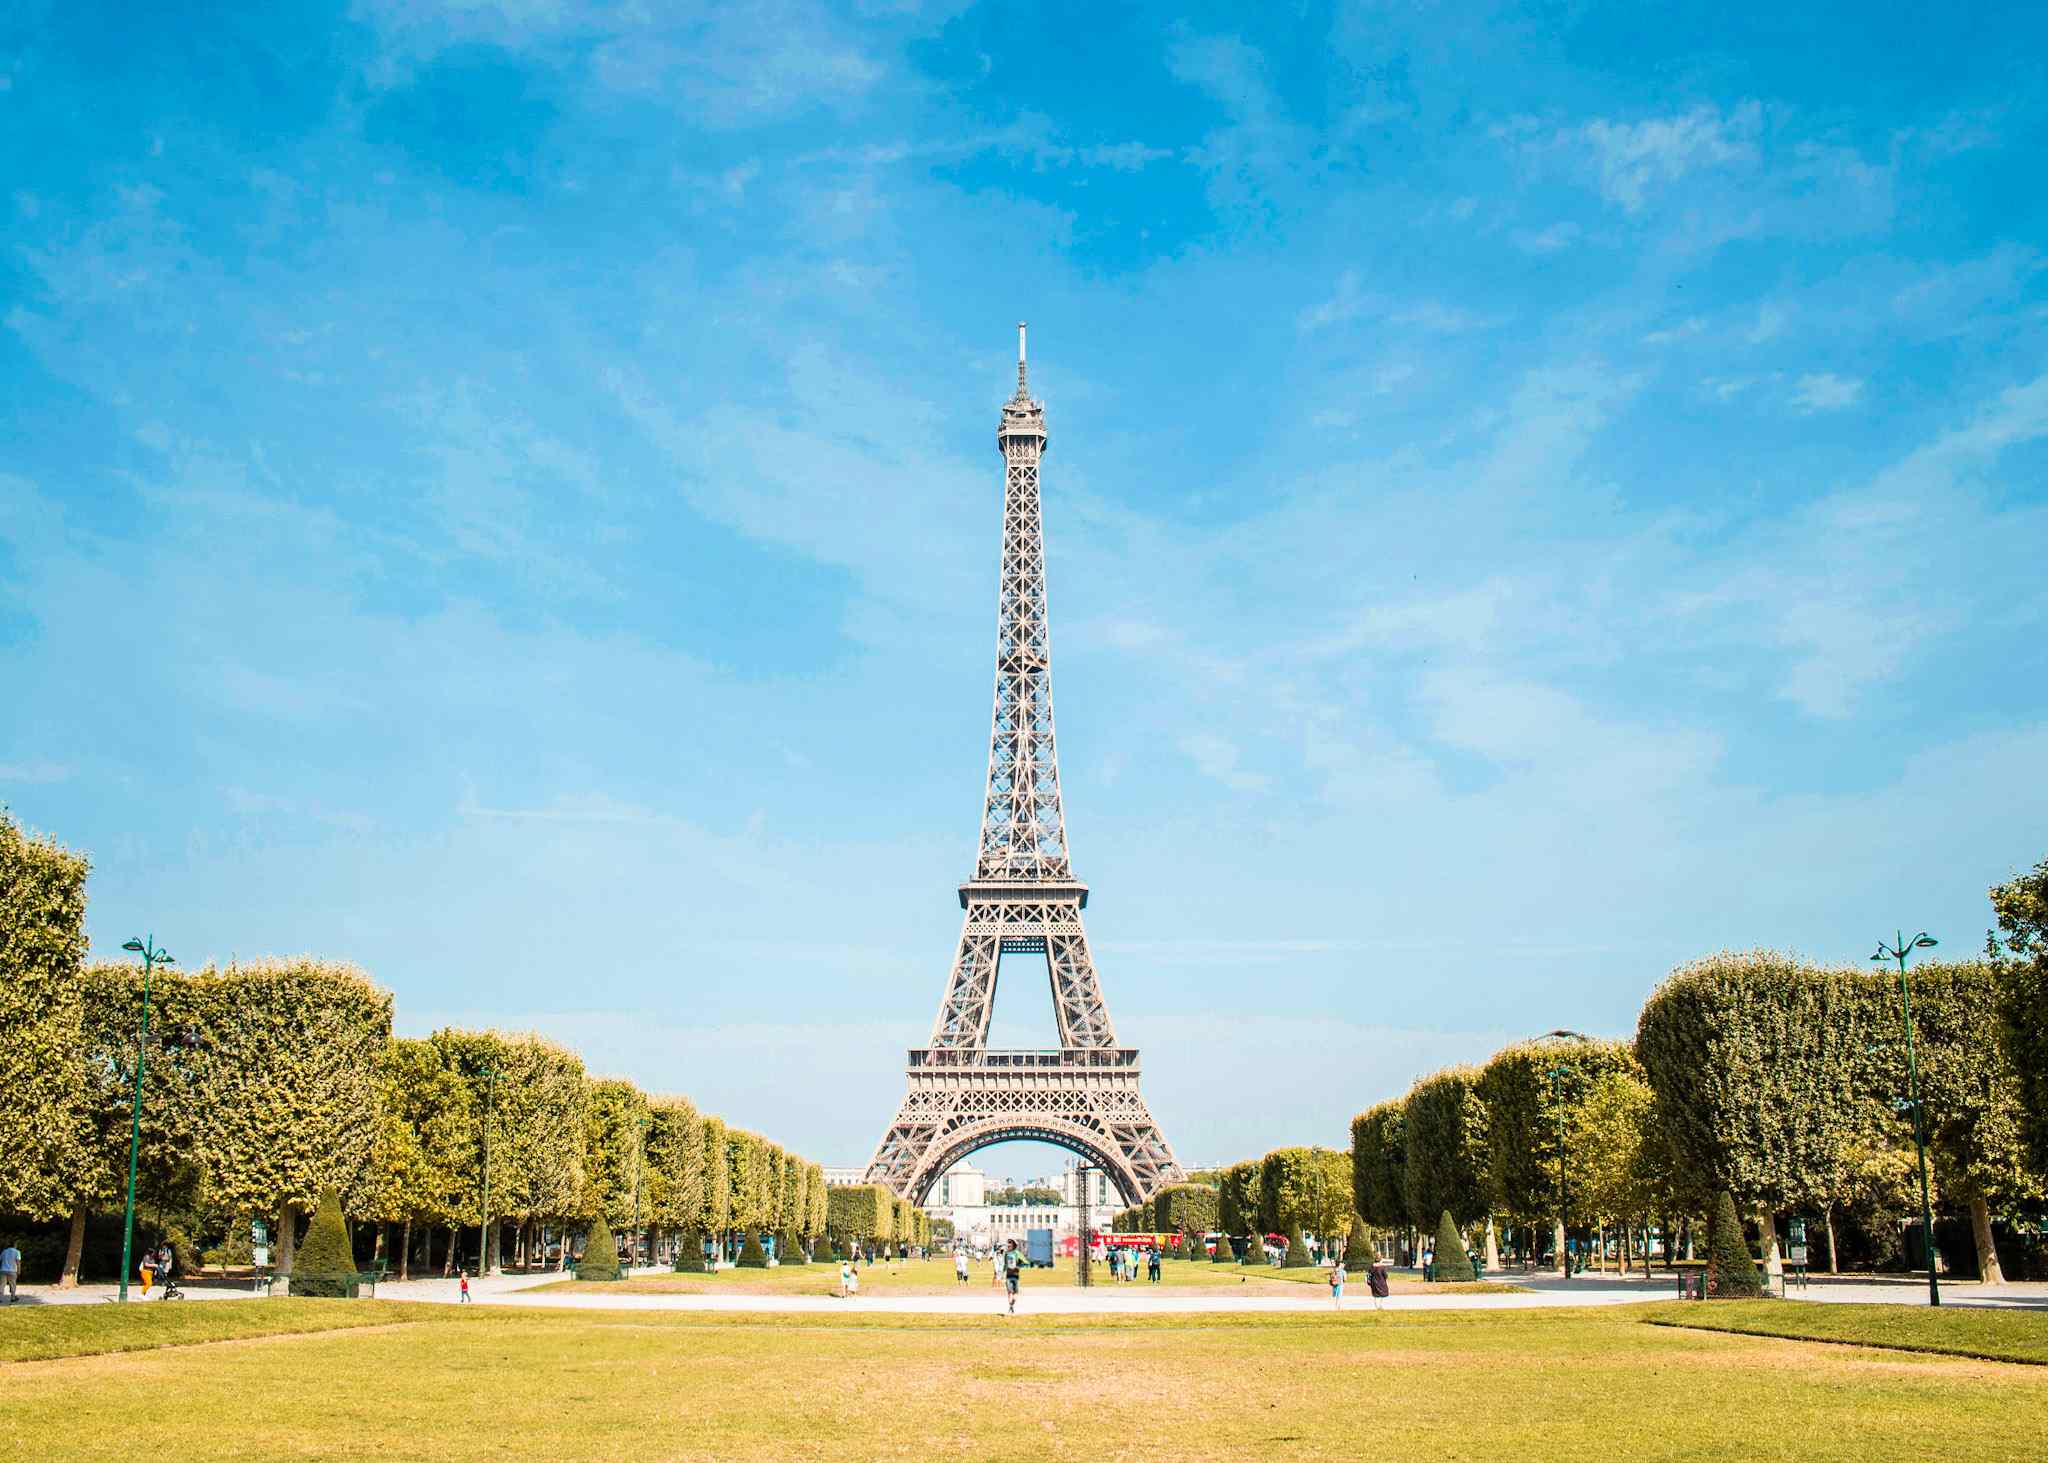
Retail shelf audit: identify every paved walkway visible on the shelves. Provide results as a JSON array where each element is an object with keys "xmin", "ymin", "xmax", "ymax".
[{"xmin": 14, "ymin": 1269, "xmax": 2044, "ymax": 1315}]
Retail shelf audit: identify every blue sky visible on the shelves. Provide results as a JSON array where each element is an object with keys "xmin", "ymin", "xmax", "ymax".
[{"xmin": 4, "ymin": 1, "xmax": 2046, "ymax": 1172}]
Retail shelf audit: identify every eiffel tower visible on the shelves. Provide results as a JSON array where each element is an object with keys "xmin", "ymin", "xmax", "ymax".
[{"xmin": 864, "ymin": 325, "xmax": 1185, "ymax": 1207}]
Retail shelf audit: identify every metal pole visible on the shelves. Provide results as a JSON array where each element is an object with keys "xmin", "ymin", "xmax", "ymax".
[
  {"xmin": 479, "ymin": 1064, "xmax": 498, "ymax": 1276},
  {"xmin": 116, "ymin": 942, "xmax": 161, "ymax": 1303},
  {"xmin": 1894, "ymin": 938, "xmax": 1940, "ymax": 1307},
  {"xmin": 633, "ymin": 1116, "xmax": 647, "ymax": 1271},
  {"xmin": 1551, "ymin": 1065, "xmax": 1568, "ymax": 1280}
]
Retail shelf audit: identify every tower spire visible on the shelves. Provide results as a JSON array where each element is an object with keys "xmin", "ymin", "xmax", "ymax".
[{"xmin": 1016, "ymin": 319, "xmax": 1029, "ymax": 398}]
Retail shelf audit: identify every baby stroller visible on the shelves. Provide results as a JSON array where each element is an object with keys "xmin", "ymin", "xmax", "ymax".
[{"xmin": 157, "ymin": 1250, "xmax": 186, "ymax": 1301}]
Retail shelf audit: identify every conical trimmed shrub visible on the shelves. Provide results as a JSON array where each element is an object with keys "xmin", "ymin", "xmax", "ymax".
[
  {"xmin": 736, "ymin": 1229, "xmax": 769, "ymax": 1268},
  {"xmin": 1344, "ymin": 1221, "xmax": 1377, "ymax": 1268},
  {"xmin": 1180, "ymin": 1230, "xmax": 1205, "ymax": 1263},
  {"xmin": 1240, "ymin": 1232, "xmax": 1263, "ymax": 1266},
  {"xmin": 1280, "ymin": 1225, "xmax": 1313, "ymax": 1268},
  {"xmin": 579, "ymin": 1220, "xmax": 621, "ymax": 1281},
  {"xmin": 673, "ymin": 1229, "xmax": 708, "ymax": 1272},
  {"xmin": 291, "ymin": 1189, "xmax": 358, "ymax": 1298},
  {"xmin": 777, "ymin": 1230, "xmax": 805, "ymax": 1265},
  {"xmin": 1432, "ymin": 1211, "xmax": 1475, "ymax": 1282},
  {"xmin": 1706, "ymin": 1190, "xmax": 1763, "ymax": 1299},
  {"xmin": 1211, "ymin": 1230, "xmax": 1233, "ymax": 1263}
]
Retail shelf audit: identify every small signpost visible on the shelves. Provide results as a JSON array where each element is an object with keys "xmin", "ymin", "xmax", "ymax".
[
  {"xmin": 1786, "ymin": 1218, "xmax": 1810, "ymax": 1291},
  {"xmin": 251, "ymin": 1218, "xmax": 271, "ymax": 1288}
]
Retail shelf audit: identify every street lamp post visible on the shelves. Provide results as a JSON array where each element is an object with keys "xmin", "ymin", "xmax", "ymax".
[
  {"xmin": 478, "ymin": 1063, "xmax": 499, "ymax": 1276},
  {"xmin": 632, "ymin": 1115, "xmax": 648, "ymax": 1271},
  {"xmin": 1873, "ymin": 931, "xmax": 1941, "ymax": 1307},
  {"xmin": 1542, "ymin": 1030, "xmax": 1590, "ymax": 1279},
  {"xmin": 116, "ymin": 936, "xmax": 174, "ymax": 1303}
]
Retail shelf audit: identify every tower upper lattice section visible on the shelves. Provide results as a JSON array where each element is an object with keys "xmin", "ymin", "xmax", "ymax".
[{"xmin": 975, "ymin": 324, "xmax": 1072, "ymax": 885}]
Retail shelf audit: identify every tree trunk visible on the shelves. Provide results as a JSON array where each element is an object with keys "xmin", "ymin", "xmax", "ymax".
[
  {"xmin": 58, "ymin": 1204, "xmax": 89, "ymax": 1286},
  {"xmin": 398, "ymin": 1217, "xmax": 412, "ymax": 1281},
  {"xmin": 1969, "ymin": 1195, "xmax": 2004, "ymax": 1285},
  {"xmin": 276, "ymin": 1201, "xmax": 300, "ymax": 1276},
  {"xmin": 1554, "ymin": 1217, "xmax": 1568, "ymax": 1274},
  {"xmin": 1823, "ymin": 1207, "xmax": 1838, "ymax": 1275},
  {"xmin": 1483, "ymin": 1216, "xmax": 1499, "ymax": 1273},
  {"xmin": 1758, "ymin": 1210, "xmax": 1783, "ymax": 1287},
  {"xmin": 441, "ymin": 1224, "xmax": 455, "ymax": 1277}
]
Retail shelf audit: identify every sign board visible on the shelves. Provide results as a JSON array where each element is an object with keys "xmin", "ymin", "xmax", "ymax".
[
  {"xmin": 1788, "ymin": 1218, "xmax": 1806, "ymax": 1247},
  {"xmin": 1789, "ymin": 1245, "xmax": 1808, "ymax": 1265},
  {"xmin": 252, "ymin": 1245, "xmax": 270, "ymax": 1267},
  {"xmin": 251, "ymin": 1219, "xmax": 269, "ymax": 1245}
]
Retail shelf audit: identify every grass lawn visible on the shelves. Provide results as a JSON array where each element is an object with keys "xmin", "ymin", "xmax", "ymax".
[
  {"xmin": 1643, "ymin": 1300, "xmax": 2048, "ymax": 1366},
  {"xmin": 540, "ymin": 1256, "xmax": 1520, "ymax": 1298},
  {"xmin": 5, "ymin": 1300, "xmax": 2046, "ymax": 1460}
]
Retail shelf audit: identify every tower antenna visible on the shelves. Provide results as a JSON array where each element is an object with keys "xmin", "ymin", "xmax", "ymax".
[{"xmin": 1017, "ymin": 320, "xmax": 1028, "ymax": 396}]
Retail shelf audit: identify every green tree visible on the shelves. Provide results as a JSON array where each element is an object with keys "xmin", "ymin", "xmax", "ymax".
[
  {"xmin": 0, "ymin": 815, "xmax": 93, "ymax": 1281},
  {"xmin": 1636, "ymin": 952, "xmax": 1866, "ymax": 1276},
  {"xmin": 1258, "ymin": 1147, "xmax": 1349, "ymax": 1255},
  {"xmin": 644, "ymin": 1095, "xmax": 703, "ymax": 1264},
  {"xmin": 1990, "ymin": 858, "xmax": 2048, "ymax": 1181},
  {"xmin": 1572, "ymin": 1068, "xmax": 1658, "ymax": 1272},
  {"xmin": 1431, "ymin": 1210, "xmax": 1474, "ymax": 1282},
  {"xmin": 371, "ymin": 1038, "xmax": 473, "ymax": 1280},
  {"xmin": 1217, "ymin": 1160, "xmax": 1263, "ymax": 1237},
  {"xmin": 579, "ymin": 1216, "xmax": 621, "ymax": 1280},
  {"xmin": 1350, "ymin": 1101, "xmax": 1408, "ymax": 1235},
  {"xmin": 1476, "ymin": 1038, "xmax": 1640, "ymax": 1265},
  {"xmin": 582, "ymin": 1077, "xmax": 651, "ymax": 1230},
  {"xmin": 1402, "ymin": 1067, "xmax": 1488, "ymax": 1229},
  {"xmin": 697, "ymin": 1115, "xmax": 730, "ymax": 1251},
  {"xmin": 1343, "ymin": 1219, "xmax": 1377, "ymax": 1267},
  {"xmin": 805, "ymin": 1163, "xmax": 827, "ymax": 1248},
  {"xmin": 1151, "ymin": 1183, "xmax": 1219, "ymax": 1237},
  {"xmin": 291, "ymin": 1188, "xmax": 359, "ymax": 1297},
  {"xmin": 194, "ymin": 960, "xmax": 391, "ymax": 1276},
  {"xmin": 1704, "ymin": 1189, "xmax": 1762, "ymax": 1298}
]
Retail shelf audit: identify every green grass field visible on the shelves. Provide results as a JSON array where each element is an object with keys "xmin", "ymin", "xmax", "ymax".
[{"xmin": 4, "ymin": 1299, "xmax": 2045, "ymax": 1460}]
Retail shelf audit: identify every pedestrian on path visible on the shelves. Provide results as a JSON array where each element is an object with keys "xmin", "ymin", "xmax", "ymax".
[
  {"xmin": 1422, "ymin": 1243, "xmax": 1434, "ymax": 1283},
  {"xmin": 1368, "ymin": 1257, "xmax": 1390, "ymax": 1310},
  {"xmin": 1148, "ymin": 1248, "xmax": 1161, "ymax": 1283},
  {"xmin": 954, "ymin": 1249, "xmax": 969, "ymax": 1284},
  {"xmin": 1329, "ymin": 1259, "xmax": 1347, "ymax": 1309},
  {"xmin": 1002, "ymin": 1240, "xmax": 1021, "ymax": 1315},
  {"xmin": 458, "ymin": 1272, "xmax": 471, "ymax": 1303},
  {"xmin": 0, "ymin": 1241, "xmax": 19, "ymax": 1302},
  {"xmin": 839, "ymin": 1260, "xmax": 856, "ymax": 1297},
  {"xmin": 138, "ymin": 1248, "xmax": 155, "ymax": 1297}
]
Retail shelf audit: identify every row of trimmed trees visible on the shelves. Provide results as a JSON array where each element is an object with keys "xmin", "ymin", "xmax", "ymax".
[
  {"xmin": 824, "ymin": 1183, "xmax": 932, "ymax": 1257},
  {"xmin": 1351, "ymin": 925, "xmax": 2048, "ymax": 1282},
  {"xmin": 0, "ymin": 814, "xmax": 846, "ymax": 1282}
]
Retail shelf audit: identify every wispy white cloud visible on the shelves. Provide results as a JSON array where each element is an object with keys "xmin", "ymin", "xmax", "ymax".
[
  {"xmin": 1576, "ymin": 101, "xmax": 1762, "ymax": 212},
  {"xmin": 1791, "ymin": 372, "xmax": 1865, "ymax": 412}
]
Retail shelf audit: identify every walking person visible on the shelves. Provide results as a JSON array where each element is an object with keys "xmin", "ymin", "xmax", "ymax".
[
  {"xmin": 458, "ymin": 1271, "xmax": 471, "ymax": 1304},
  {"xmin": 1368, "ymin": 1256, "xmax": 1390, "ymax": 1310},
  {"xmin": 1422, "ymin": 1242, "xmax": 1434, "ymax": 1283},
  {"xmin": 838, "ymin": 1259, "xmax": 856, "ymax": 1298},
  {"xmin": 954, "ymin": 1248, "xmax": 970, "ymax": 1285},
  {"xmin": 0, "ymin": 1240, "xmax": 19, "ymax": 1303},
  {"xmin": 1148, "ymin": 1247, "xmax": 1161, "ymax": 1283},
  {"xmin": 1002, "ymin": 1239, "xmax": 1022, "ymax": 1315},
  {"xmin": 138, "ymin": 1246, "xmax": 155, "ymax": 1298},
  {"xmin": 1329, "ymin": 1257, "xmax": 1347, "ymax": 1310}
]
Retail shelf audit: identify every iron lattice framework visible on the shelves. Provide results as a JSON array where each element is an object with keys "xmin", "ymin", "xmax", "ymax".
[{"xmin": 864, "ymin": 326, "xmax": 1186, "ymax": 1208}]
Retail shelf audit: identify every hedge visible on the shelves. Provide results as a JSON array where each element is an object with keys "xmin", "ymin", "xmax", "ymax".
[
  {"xmin": 1403, "ymin": 1067, "xmax": 1487, "ymax": 1228},
  {"xmin": 1349, "ymin": 1102, "xmax": 1407, "ymax": 1231}
]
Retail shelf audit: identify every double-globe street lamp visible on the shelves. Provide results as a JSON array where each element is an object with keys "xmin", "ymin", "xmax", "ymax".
[
  {"xmin": 1872, "ymin": 930, "xmax": 1941, "ymax": 1307},
  {"xmin": 1541, "ymin": 1029, "xmax": 1590, "ymax": 1279},
  {"xmin": 116, "ymin": 935, "xmax": 175, "ymax": 1303}
]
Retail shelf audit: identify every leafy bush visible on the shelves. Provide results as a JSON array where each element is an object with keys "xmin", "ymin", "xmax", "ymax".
[
  {"xmin": 290, "ymin": 1189, "xmax": 359, "ymax": 1297},
  {"xmin": 736, "ymin": 1229, "xmax": 769, "ymax": 1268},
  {"xmin": 1432, "ymin": 1210, "xmax": 1475, "ymax": 1282},
  {"xmin": 1706, "ymin": 1189, "xmax": 1763, "ymax": 1298},
  {"xmin": 578, "ymin": 1219, "xmax": 621, "ymax": 1281}
]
